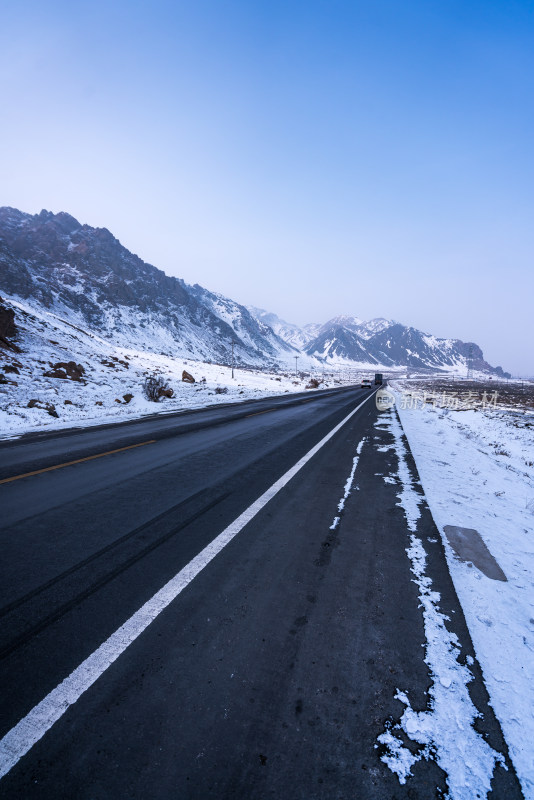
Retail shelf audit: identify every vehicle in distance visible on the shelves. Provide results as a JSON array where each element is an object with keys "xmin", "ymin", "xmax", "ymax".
[
  {"xmin": 361, "ymin": 378, "xmax": 372, "ymax": 389},
  {"xmin": 374, "ymin": 373, "xmax": 383, "ymax": 385}
]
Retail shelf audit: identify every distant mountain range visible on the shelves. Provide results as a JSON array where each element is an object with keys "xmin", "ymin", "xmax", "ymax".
[
  {"xmin": 0, "ymin": 207, "xmax": 509, "ymax": 376},
  {"xmin": 249, "ymin": 308, "xmax": 507, "ymax": 375}
]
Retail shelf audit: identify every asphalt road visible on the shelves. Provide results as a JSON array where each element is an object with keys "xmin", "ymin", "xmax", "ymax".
[{"xmin": 0, "ymin": 386, "xmax": 523, "ymax": 798}]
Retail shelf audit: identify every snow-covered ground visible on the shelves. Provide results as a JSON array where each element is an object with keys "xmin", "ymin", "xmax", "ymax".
[
  {"xmin": 375, "ymin": 410, "xmax": 508, "ymax": 799},
  {"xmin": 391, "ymin": 383, "xmax": 534, "ymax": 798},
  {"xmin": 0, "ymin": 298, "xmax": 352, "ymax": 440}
]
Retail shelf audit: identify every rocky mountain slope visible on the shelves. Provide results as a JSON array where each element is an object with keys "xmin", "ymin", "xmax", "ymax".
[
  {"xmin": 0, "ymin": 207, "xmax": 293, "ymax": 367},
  {"xmin": 0, "ymin": 206, "xmax": 508, "ymax": 376}
]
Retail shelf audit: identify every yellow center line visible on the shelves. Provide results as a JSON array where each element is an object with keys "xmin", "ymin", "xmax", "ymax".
[
  {"xmin": 245, "ymin": 409, "xmax": 274, "ymax": 418},
  {"xmin": 0, "ymin": 440, "xmax": 157, "ymax": 485}
]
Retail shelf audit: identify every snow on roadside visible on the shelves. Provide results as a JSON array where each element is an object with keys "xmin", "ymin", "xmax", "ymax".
[
  {"xmin": 392, "ymin": 391, "xmax": 534, "ymax": 799},
  {"xmin": 0, "ymin": 297, "xmax": 339, "ymax": 440},
  {"xmin": 375, "ymin": 410, "xmax": 505, "ymax": 799},
  {"xmin": 329, "ymin": 436, "xmax": 367, "ymax": 530}
]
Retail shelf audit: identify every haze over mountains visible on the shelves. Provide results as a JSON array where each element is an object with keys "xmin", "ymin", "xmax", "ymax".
[{"xmin": 0, "ymin": 207, "xmax": 509, "ymax": 376}]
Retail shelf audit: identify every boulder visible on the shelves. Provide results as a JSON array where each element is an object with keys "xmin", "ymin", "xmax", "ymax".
[
  {"xmin": 43, "ymin": 361, "xmax": 85, "ymax": 381},
  {"xmin": 158, "ymin": 387, "xmax": 174, "ymax": 399},
  {"xmin": 182, "ymin": 370, "xmax": 195, "ymax": 383},
  {"xmin": 26, "ymin": 398, "xmax": 58, "ymax": 417},
  {"xmin": 59, "ymin": 361, "xmax": 85, "ymax": 380},
  {"xmin": 43, "ymin": 367, "xmax": 68, "ymax": 379}
]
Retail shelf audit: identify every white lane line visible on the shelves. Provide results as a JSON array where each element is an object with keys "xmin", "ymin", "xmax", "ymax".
[{"xmin": 0, "ymin": 390, "xmax": 377, "ymax": 780}]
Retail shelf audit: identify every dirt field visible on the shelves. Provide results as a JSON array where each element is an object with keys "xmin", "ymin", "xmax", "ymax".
[{"xmin": 392, "ymin": 378, "xmax": 534, "ymax": 413}]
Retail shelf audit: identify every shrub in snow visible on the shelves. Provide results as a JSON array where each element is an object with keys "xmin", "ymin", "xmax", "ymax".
[
  {"xmin": 143, "ymin": 374, "xmax": 173, "ymax": 402},
  {"xmin": 215, "ymin": 386, "xmax": 228, "ymax": 394}
]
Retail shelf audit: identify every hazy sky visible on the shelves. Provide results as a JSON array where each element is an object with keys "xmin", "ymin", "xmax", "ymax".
[{"xmin": 1, "ymin": 1, "xmax": 533, "ymax": 374}]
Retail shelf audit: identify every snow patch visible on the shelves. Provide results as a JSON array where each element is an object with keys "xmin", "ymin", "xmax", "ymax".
[
  {"xmin": 375, "ymin": 411, "xmax": 506, "ymax": 799},
  {"xmin": 329, "ymin": 437, "xmax": 367, "ymax": 528},
  {"xmin": 392, "ymin": 388, "xmax": 534, "ymax": 798}
]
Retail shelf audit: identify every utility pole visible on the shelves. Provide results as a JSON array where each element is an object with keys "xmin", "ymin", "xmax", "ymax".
[
  {"xmin": 467, "ymin": 344, "xmax": 473, "ymax": 381},
  {"xmin": 294, "ymin": 356, "xmax": 299, "ymax": 377},
  {"xmin": 231, "ymin": 340, "xmax": 235, "ymax": 379}
]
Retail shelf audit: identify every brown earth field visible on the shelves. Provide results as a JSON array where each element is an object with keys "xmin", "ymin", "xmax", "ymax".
[{"xmin": 394, "ymin": 378, "xmax": 534, "ymax": 413}]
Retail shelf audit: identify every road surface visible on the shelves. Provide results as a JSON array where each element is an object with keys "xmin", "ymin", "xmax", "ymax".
[{"xmin": 0, "ymin": 387, "xmax": 522, "ymax": 798}]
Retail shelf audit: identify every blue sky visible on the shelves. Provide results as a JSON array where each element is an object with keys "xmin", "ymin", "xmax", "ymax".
[{"xmin": 1, "ymin": 0, "xmax": 533, "ymax": 373}]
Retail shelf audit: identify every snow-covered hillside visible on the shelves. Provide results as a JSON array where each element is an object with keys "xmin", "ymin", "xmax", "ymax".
[
  {"xmin": 0, "ymin": 296, "xmax": 332, "ymax": 439},
  {"xmin": 390, "ymin": 383, "xmax": 534, "ymax": 798},
  {"xmin": 248, "ymin": 308, "xmax": 313, "ymax": 351},
  {"xmin": 0, "ymin": 207, "xmax": 287, "ymax": 369},
  {"xmin": 0, "ymin": 206, "xmax": 509, "ymax": 379}
]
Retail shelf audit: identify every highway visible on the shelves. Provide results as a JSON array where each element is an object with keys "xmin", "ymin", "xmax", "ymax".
[{"xmin": 0, "ymin": 386, "xmax": 522, "ymax": 798}]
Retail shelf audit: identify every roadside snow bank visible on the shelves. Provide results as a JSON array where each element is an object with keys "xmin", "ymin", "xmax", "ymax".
[
  {"xmin": 375, "ymin": 411, "xmax": 505, "ymax": 799},
  {"xmin": 393, "ymin": 394, "xmax": 534, "ymax": 799}
]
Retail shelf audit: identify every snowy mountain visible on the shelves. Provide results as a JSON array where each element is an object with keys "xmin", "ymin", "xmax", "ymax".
[
  {"xmin": 0, "ymin": 206, "xmax": 509, "ymax": 377},
  {"xmin": 248, "ymin": 308, "xmax": 311, "ymax": 351},
  {"xmin": 301, "ymin": 319, "xmax": 508, "ymax": 374},
  {"xmin": 355, "ymin": 318, "xmax": 393, "ymax": 339},
  {"xmin": 0, "ymin": 207, "xmax": 292, "ymax": 368},
  {"xmin": 319, "ymin": 314, "xmax": 364, "ymax": 332},
  {"xmin": 189, "ymin": 288, "xmax": 294, "ymax": 360},
  {"xmin": 247, "ymin": 312, "xmax": 509, "ymax": 376}
]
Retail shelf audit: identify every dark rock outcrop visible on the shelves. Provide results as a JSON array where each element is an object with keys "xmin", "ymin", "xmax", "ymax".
[
  {"xmin": 43, "ymin": 361, "xmax": 85, "ymax": 381},
  {"xmin": 0, "ymin": 297, "xmax": 20, "ymax": 352},
  {"xmin": 26, "ymin": 398, "xmax": 58, "ymax": 417}
]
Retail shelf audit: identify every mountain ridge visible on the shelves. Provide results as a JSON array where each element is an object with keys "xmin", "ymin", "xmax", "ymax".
[
  {"xmin": 248, "ymin": 307, "xmax": 508, "ymax": 376},
  {"xmin": 0, "ymin": 206, "xmax": 292, "ymax": 368},
  {"xmin": 0, "ymin": 206, "xmax": 509, "ymax": 376}
]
